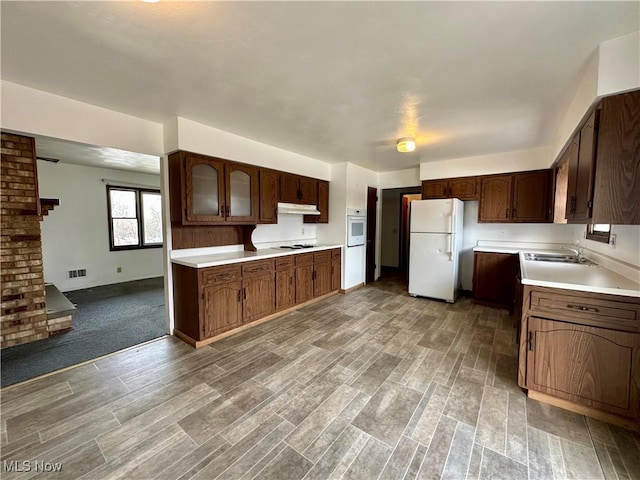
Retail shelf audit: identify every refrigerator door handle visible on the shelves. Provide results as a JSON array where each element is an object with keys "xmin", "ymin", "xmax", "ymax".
[{"xmin": 448, "ymin": 235, "xmax": 454, "ymax": 261}]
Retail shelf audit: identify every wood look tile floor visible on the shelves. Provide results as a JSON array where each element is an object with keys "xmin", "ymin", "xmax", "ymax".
[{"xmin": 2, "ymin": 276, "xmax": 639, "ymax": 480}]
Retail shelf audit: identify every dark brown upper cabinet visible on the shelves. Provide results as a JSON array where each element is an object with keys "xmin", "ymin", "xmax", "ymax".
[
  {"xmin": 478, "ymin": 170, "xmax": 551, "ymax": 223},
  {"xmin": 422, "ymin": 176, "xmax": 479, "ymax": 200},
  {"xmin": 552, "ymin": 90, "xmax": 640, "ymax": 225},
  {"xmin": 304, "ymin": 180, "xmax": 329, "ymax": 224},
  {"xmin": 512, "ymin": 170, "xmax": 552, "ymax": 222},
  {"xmin": 258, "ymin": 169, "xmax": 279, "ymax": 224},
  {"xmin": 565, "ymin": 110, "xmax": 598, "ymax": 223},
  {"xmin": 592, "ymin": 90, "xmax": 640, "ymax": 225},
  {"xmin": 280, "ymin": 173, "xmax": 318, "ymax": 205},
  {"xmin": 169, "ymin": 151, "xmax": 258, "ymax": 225},
  {"xmin": 478, "ymin": 174, "xmax": 513, "ymax": 222}
]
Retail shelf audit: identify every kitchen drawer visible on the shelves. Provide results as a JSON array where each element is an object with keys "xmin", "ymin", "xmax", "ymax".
[
  {"xmin": 242, "ymin": 259, "xmax": 274, "ymax": 277},
  {"xmin": 530, "ymin": 290, "xmax": 640, "ymax": 333},
  {"xmin": 200, "ymin": 265, "xmax": 241, "ymax": 286},
  {"xmin": 295, "ymin": 253, "xmax": 314, "ymax": 266},
  {"xmin": 314, "ymin": 251, "xmax": 331, "ymax": 264},
  {"xmin": 331, "ymin": 248, "xmax": 341, "ymax": 258},
  {"xmin": 275, "ymin": 256, "xmax": 293, "ymax": 270}
]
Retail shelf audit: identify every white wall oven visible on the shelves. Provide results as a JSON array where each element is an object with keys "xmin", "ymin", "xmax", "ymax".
[{"xmin": 347, "ymin": 209, "xmax": 366, "ymax": 247}]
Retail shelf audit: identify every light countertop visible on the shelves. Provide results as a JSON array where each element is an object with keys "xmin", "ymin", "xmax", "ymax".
[
  {"xmin": 171, "ymin": 244, "xmax": 342, "ymax": 269},
  {"xmin": 519, "ymin": 252, "xmax": 640, "ymax": 298},
  {"xmin": 473, "ymin": 242, "xmax": 640, "ymax": 297}
]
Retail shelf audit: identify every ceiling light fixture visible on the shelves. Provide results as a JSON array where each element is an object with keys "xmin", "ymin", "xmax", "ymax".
[
  {"xmin": 141, "ymin": 0, "xmax": 160, "ymax": 3},
  {"xmin": 396, "ymin": 138, "xmax": 416, "ymax": 153}
]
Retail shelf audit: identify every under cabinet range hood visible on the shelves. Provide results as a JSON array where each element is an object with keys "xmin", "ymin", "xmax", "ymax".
[{"xmin": 277, "ymin": 202, "xmax": 321, "ymax": 216}]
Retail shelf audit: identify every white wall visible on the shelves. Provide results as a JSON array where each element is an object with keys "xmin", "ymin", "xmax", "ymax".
[
  {"xmin": 38, "ymin": 161, "xmax": 164, "ymax": 292},
  {"xmin": 581, "ymin": 225, "xmax": 640, "ymax": 268},
  {"xmin": 597, "ymin": 32, "xmax": 640, "ymax": 97},
  {"xmin": 378, "ymin": 167, "xmax": 420, "ymax": 189},
  {"xmin": 252, "ymin": 215, "xmax": 318, "ymax": 248},
  {"xmin": 420, "ymin": 146, "xmax": 553, "ymax": 180},
  {"xmin": 345, "ymin": 163, "xmax": 379, "ymax": 288},
  {"xmin": 169, "ymin": 117, "xmax": 331, "ymax": 180},
  {"xmin": 1, "ymin": 81, "xmax": 164, "ymax": 156},
  {"xmin": 551, "ymin": 31, "xmax": 640, "ymax": 160},
  {"xmin": 461, "ymin": 201, "xmax": 585, "ymax": 290}
]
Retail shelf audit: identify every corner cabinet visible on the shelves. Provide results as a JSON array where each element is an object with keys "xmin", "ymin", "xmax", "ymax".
[
  {"xmin": 169, "ymin": 151, "xmax": 258, "ymax": 225},
  {"xmin": 519, "ymin": 285, "xmax": 640, "ymax": 425},
  {"xmin": 472, "ymin": 252, "xmax": 519, "ymax": 310}
]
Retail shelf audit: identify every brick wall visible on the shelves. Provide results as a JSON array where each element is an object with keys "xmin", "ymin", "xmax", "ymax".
[{"xmin": 1, "ymin": 133, "xmax": 48, "ymax": 348}]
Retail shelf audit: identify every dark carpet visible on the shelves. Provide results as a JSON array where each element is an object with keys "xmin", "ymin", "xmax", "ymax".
[{"xmin": 1, "ymin": 277, "xmax": 167, "ymax": 387}]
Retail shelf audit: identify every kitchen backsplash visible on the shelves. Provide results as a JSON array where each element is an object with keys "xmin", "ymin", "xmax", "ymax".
[{"xmin": 252, "ymin": 214, "xmax": 318, "ymax": 249}]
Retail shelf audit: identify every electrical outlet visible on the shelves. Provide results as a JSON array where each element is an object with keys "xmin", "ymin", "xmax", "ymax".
[
  {"xmin": 609, "ymin": 234, "xmax": 616, "ymax": 248},
  {"xmin": 68, "ymin": 270, "xmax": 78, "ymax": 278},
  {"xmin": 78, "ymin": 269, "xmax": 86, "ymax": 277},
  {"xmin": 117, "ymin": 267, "xmax": 122, "ymax": 273}
]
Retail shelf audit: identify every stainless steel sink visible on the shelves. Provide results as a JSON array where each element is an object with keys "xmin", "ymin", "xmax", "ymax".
[{"xmin": 524, "ymin": 252, "xmax": 595, "ymax": 265}]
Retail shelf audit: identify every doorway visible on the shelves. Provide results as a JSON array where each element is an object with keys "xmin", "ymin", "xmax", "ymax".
[
  {"xmin": 0, "ymin": 134, "xmax": 166, "ymax": 387},
  {"xmin": 365, "ymin": 186, "xmax": 377, "ymax": 283},
  {"xmin": 379, "ymin": 187, "xmax": 422, "ymax": 278}
]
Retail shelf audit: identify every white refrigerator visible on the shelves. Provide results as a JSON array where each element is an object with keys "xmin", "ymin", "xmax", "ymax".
[{"xmin": 408, "ymin": 198, "xmax": 464, "ymax": 303}]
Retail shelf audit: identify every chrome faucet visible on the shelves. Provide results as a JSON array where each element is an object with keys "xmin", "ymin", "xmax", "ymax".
[{"xmin": 564, "ymin": 246, "xmax": 585, "ymax": 262}]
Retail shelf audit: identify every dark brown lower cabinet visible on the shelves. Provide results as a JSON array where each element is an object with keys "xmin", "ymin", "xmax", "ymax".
[
  {"xmin": 295, "ymin": 254, "xmax": 314, "ymax": 304},
  {"xmin": 203, "ymin": 280, "xmax": 242, "ymax": 337},
  {"xmin": 275, "ymin": 257, "xmax": 294, "ymax": 312},
  {"xmin": 243, "ymin": 273, "xmax": 274, "ymax": 323},
  {"xmin": 313, "ymin": 251, "xmax": 332, "ymax": 297},
  {"xmin": 331, "ymin": 248, "xmax": 341, "ymax": 291},
  {"xmin": 518, "ymin": 285, "xmax": 640, "ymax": 426},
  {"xmin": 527, "ymin": 316, "xmax": 640, "ymax": 418},
  {"xmin": 472, "ymin": 252, "xmax": 519, "ymax": 310},
  {"xmin": 173, "ymin": 250, "xmax": 342, "ymax": 347}
]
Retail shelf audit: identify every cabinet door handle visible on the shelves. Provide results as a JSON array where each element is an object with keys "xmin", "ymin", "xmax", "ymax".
[
  {"xmin": 243, "ymin": 287, "xmax": 247, "ymax": 300},
  {"xmin": 226, "ymin": 205, "xmax": 231, "ymax": 217},
  {"xmin": 290, "ymin": 275, "xmax": 293, "ymax": 285},
  {"xmin": 528, "ymin": 331, "xmax": 535, "ymax": 351},
  {"xmin": 567, "ymin": 304, "xmax": 599, "ymax": 313},
  {"xmin": 505, "ymin": 208, "xmax": 510, "ymax": 218},
  {"xmin": 237, "ymin": 289, "xmax": 241, "ymax": 302},
  {"xmin": 220, "ymin": 207, "xmax": 225, "ymax": 217}
]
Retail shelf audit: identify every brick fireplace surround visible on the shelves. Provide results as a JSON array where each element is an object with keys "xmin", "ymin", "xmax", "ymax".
[{"xmin": 0, "ymin": 132, "xmax": 48, "ymax": 348}]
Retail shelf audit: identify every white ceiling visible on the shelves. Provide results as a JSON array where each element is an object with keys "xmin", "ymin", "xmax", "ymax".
[
  {"xmin": 1, "ymin": 1, "xmax": 638, "ymax": 173},
  {"xmin": 33, "ymin": 135, "xmax": 160, "ymax": 175}
]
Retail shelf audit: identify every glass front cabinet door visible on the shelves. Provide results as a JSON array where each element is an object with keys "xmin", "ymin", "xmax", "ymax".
[
  {"xmin": 226, "ymin": 163, "xmax": 258, "ymax": 223},
  {"xmin": 185, "ymin": 155, "xmax": 225, "ymax": 223}
]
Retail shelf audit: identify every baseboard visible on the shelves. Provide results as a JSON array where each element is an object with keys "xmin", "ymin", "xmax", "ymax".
[
  {"xmin": 174, "ymin": 290, "xmax": 341, "ymax": 348},
  {"xmin": 528, "ymin": 389, "xmax": 639, "ymax": 432},
  {"xmin": 340, "ymin": 283, "xmax": 364, "ymax": 294}
]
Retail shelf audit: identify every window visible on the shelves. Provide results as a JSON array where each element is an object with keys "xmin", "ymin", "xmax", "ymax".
[
  {"xmin": 107, "ymin": 186, "xmax": 162, "ymax": 250},
  {"xmin": 586, "ymin": 224, "xmax": 610, "ymax": 244}
]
